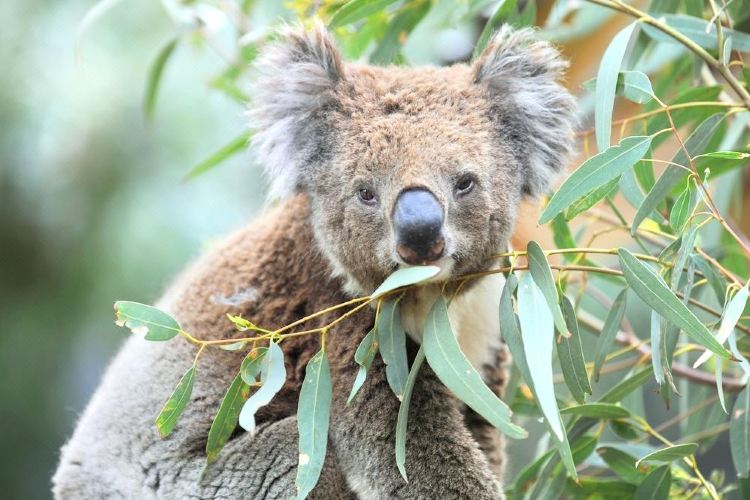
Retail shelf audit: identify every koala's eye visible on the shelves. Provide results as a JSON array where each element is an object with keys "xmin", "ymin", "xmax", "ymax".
[
  {"xmin": 455, "ymin": 175, "xmax": 475, "ymax": 197},
  {"xmin": 357, "ymin": 187, "xmax": 378, "ymax": 205}
]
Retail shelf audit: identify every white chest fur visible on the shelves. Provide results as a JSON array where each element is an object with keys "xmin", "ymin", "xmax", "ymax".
[{"xmin": 399, "ymin": 274, "xmax": 505, "ymax": 373}]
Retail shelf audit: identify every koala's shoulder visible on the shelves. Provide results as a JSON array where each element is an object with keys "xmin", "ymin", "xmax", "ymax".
[{"xmin": 165, "ymin": 194, "xmax": 346, "ymax": 341}]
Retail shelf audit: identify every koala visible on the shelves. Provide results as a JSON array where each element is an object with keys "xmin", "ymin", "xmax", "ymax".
[{"xmin": 53, "ymin": 23, "xmax": 574, "ymax": 499}]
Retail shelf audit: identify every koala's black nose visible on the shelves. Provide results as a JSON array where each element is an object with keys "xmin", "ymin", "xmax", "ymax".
[{"xmin": 393, "ymin": 189, "xmax": 445, "ymax": 265}]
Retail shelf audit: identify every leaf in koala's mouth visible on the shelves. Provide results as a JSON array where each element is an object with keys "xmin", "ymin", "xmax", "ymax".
[{"xmin": 370, "ymin": 266, "xmax": 440, "ymax": 299}]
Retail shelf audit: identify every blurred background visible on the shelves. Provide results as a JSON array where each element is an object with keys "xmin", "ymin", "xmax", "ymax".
[{"xmin": 2, "ymin": 0, "xmax": 748, "ymax": 498}]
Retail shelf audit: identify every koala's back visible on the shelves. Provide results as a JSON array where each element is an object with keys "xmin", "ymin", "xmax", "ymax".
[{"xmin": 54, "ymin": 194, "xmax": 369, "ymax": 498}]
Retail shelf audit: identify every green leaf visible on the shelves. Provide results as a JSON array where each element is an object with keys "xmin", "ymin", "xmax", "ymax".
[
  {"xmin": 650, "ymin": 311, "xmax": 665, "ymax": 385},
  {"xmin": 617, "ymin": 70, "xmax": 654, "ymax": 104},
  {"xmin": 369, "ymin": 0, "xmax": 431, "ymax": 64},
  {"xmin": 633, "ymin": 113, "xmax": 725, "ymax": 233},
  {"xmin": 377, "ymin": 298, "xmax": 409, "ymax": 399},
  {"xmin": 693, "ymin": 284, "xmax": 749, "ymax": 368},
  {"xmin": 473, "ymin": 0, "xmax": 519, "ymax": 58},
  {"xmin": 618, "ymin": 248, "xmax": 730, "ymax": 358},
  {"xmin": 527, "ymin": 241, "xmax": 568, "ymax": 336},
  {"xmin": 517, "ymin": 273, "xmax": 576, "ymax": 477},
  {"xmin": 423, "ymin": 295, "xmax": 526, "ymax": 439},
  {"xmin": 731, "ymin": 386, "xmax": 750, "ymax": 478},
  {"xmin": 557, "ymin": 296, "xmax": 592, "ymax": 404},
  {"xmin": 669, "ymin": 225, "xmax": 698, "ymax": 291},
  {"xmin": 668, "ymin": 183, "xmax": 695, "ymax": 233},
  {"xmin": 144, "ymin": 36, "xmax": 179, "ymax": 122},
  {"xmin": 566, "ymin": 478, "xmax": 637, "ymax": 499},
  {"xmin": 218, "ymin": 340, "xmax": 250, "ymax": 351},
  {"xmin": 295, "ymin": 349, "xmax": 333, "ymax": 500},
  {"xmin": 560, "ymin": 403, "xmax": 630, "ymax": 419},
  {"xmin": 206, "ymin": 373, "xmax": 251, "ymax": 464},
  {"xmin": 155, "ymin": 365, "xmax": 195, "ymax": 438},
  {"xmin": 565, "ymin": 176, "xmax": 620, "ymax": 221},
  {"xmin": 76, "ymin": 0, "xmax": 124, "ymax": 58},
  {"xmin": 114, "ymin": 301, "xmax": 181, "ymax": 341},
  {"xmin": 499, "ymin": 275, "xmax": 532, "ymax": 385},
  {"xmin": 183, "ymin": 132, "xmax": 251, "ymax": 181},
  {"xmin": 597, "ymin": 447, "xmax": 643, "ymax": 484},
  {"xmin": 539, "ymin": 135, "xmax": 653, "ymax": 224},
  {"xmin": 634, "ymin": 465, "xmax": 671, "ymax": 500},
  {"xmin": 395, "ymin": 345, "xmax": 425, "ymax": 481},
  {"xmin": 641, "ymin": 14, "xmax": 750, "ymax": 53},
  {"xmin": 694, "ymin": 151, "xmax": 750, "ymax": 160},
  {"xmin": 370, "ymin": 266, "xmax": 440, "ymax": 299},
  {"xmin": 692, "ymin": 254, "xmax": 726, "ymax": 306},
  {"xmin": 593, "ymin": 288, "xmax": 628, "ymax": 382},
  {"xmin": 610, "ymin": 419, "xmax": 640, "ymax": 440},
  {"xmin": 328, "ymin": 0, "xmax": 400, "ymax": 27},
  {"xmin": 599, "ymin": 367, "xmax": 652, "ymax": 404},
  {"xmin": 240, "ymin": 347, "xmax": 267, "ymax": 385},
  {"xmin": 636, "ymin": 443, "xmax": 698, "ymax": 467},
  {"xmin": 347, "ymin": 329, "xmax": 378, "ymax": 404},
  {"xmin": 595, "ymin": 23, "xmax": 636, "ymax": 152},
  {"xmin": 239, "ymin": 341, "xmax": 286, "ymax": 433}
]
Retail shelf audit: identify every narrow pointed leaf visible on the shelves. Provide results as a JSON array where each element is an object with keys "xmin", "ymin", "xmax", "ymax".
[
  {"xmin": 144, "ymin": 36, "xmax": 179, "ymax": 121},
  {"xmin": 565, "ymin": 176, "xmax": 620, "ymax": 221},
  {"xmin": 395, "ymin": 346, "xmax": 425, "ymax": 481},
  {"xmin": 239, "ymin": 341, "xmax": 286, "ymax": 433},
  {"xmin": 717, "ymin": 359, "xmax": 727, "ymax": 414},
  {"xmin": 540, "ymin": 135, "xmax": 652, "ymax": 224},
  {"xmin": 183, "ymin": 132, "xmax": 251, "ymax": 181},
  {"xmin": 328, "ymin": 0, "xmax": 400, "ymax": 27},
  {"xmin": 669, "ymin": 225, "xmax": 698, "ymax": 291},
  {"xmin": 651, "ymin": 311, "xmax": 665, "ymax": 385},
  {"xmin": 617, "ymin": 70, "xmax": 654, "ymax": 104},
  {"xmin": 593, "ymin": 288, "xmax": 628, "ymax": 382},
  {"xmin": 600, "ymin": 367, "xmax": 652, "ymax": 404},
  {"xmin": 731, "ymin": 386, "xmax": 750, "ymax": 478},
  {"xmin": 371, "ymin": 266, "xmax": 440, "ymax": 299},
  {"xmin": 557, "ymin": 296, "xmax": 591, "ymax": 403},
  {"xmin": 295, "ymin": 350, "xmax": 332, "ymax": 500},
  {"xmin": 348, "ymin": 329, "xmax": 378, "ymax": 404},
  {"xmin": 527, "ymin": 241, "xmax": 568, "ymax": 336},
  {"xmin": 560, "ymin": 403, "xmax": 630, "ymax": 419},
  {"xmin": 641, "ymin": 14, "xmax": 750, "ymax": 52},
  {"xmin": 669, "ymin": 184, "xmax": 694, "ymax": 233},
  {"xmin": 219, "ymin": 340, "xmax": 250, "ymax": 351},
  {"xmin": 206, "ymin": 373, "xmax": 251, "ymax": 464},
  {"xmin": 618, "ymin": 248, "xmax": 730, "ymax": 358},
  {"xmin": 114, "ymin": 301, "xmax": 181, "ymax": 341},
  {"xmin": 499, "ymin": 275, "xmax": 531, "ymax": 384},
  {"xmin": 423, "ymin": 295, "xmax": 526, "ymax": 439},
  {"xmin": 595, "ymin": 23, "xmax": 636, "ymax": 152},
  {"xmin": 155, "ymin": 365, "xmax": 195, "ymax": 437},
  {"xmin": 694, "ymin": 284, "xmax": 749, "ymax": 368},
  {"xmin": 632, "ymin": 114, "xmax": 724, "ymax": 233},
  {"xmin": 634, "ymin": 465, "xmax": 671, "ymax": 499},
  {"xmin": 377, "ymin": 299, "xmax": 409, "ymax": 399},
  {"xmin": 636, "ymin": 443, "xmax": 698, "ymax": 467}
]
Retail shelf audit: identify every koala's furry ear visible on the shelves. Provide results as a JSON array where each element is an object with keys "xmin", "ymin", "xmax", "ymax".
[
  {"xmin": 472, "ymin": 26, "xmax": 576, "ymax": 197},
  {"xmin": 251, "ymin": 21, "xmax": 345, "ymax": 199}
]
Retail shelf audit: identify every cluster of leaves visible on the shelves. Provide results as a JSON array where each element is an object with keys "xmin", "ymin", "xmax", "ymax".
[{"xmin": 85, "ymin": 0, "xmax": 750, "ymax": 498}]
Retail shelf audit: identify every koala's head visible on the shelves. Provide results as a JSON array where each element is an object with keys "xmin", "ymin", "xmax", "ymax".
[{"xmin": 251, "ymin": 23, "xmax": 576, "ymax": 295}]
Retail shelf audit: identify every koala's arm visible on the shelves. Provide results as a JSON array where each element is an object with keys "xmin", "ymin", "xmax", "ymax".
[
  {"xmin": 53, "ymin": 337, "xmax": 351, "ymax": 500},
  {"xmin": 331, "ymin": 354, "xmax": 503, "ymax": 500}
]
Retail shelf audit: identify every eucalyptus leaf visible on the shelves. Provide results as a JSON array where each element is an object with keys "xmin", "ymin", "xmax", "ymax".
[
  {"xmin": 206, "ymin": 373, "xmax": 251, "ymax": 464},
  {"xmin": 593, "ymin": 288, "xmax": 628, "ymax": 382},
  {"xmin": 377, "ymin": 298, "xmax": 409, "ymax": 399},
  {"xmin": 183, "ymin": 132, "xmax": 251, "ymax": 181},
  {"xmin": 560, "ymin": 403, "xmax": 630, "ymax": 419},
  {"xmin": 565, "ymin": 176, "xmax": 620, "ymax": 221},
  {"xmin": 348, "ymin": 329, "xmax": 378, "ymax": 404},
  {"xmin": 144, "ymin": 36, "xmax": 179, "ymax": 122},
  {"xmin": 155, "ymin": 365, "xmax": 195, "ymax": 438},
  {"xmin": 693, "ymin": 284, "xmax": 749, "ymax": 368},
  {"xmin": 641, "ymin": 14, "xmax": 750, "ymax": 53},
  {"xmin": 668, "ymin": 184, "xmax": 695, "ymax": 233},
  {"xmin": 370, "ymin": 266, "xmax": 439, "ymax": 299},
  {"xmin": 540, "ymin": 135, "xmax": 652, "ymax": 224},
  {"xmin": 239, "ymin": 341, "xmax": 287, "ymax": 433},
  {"xmin": 595, "ymin": 23, "xmax": 636, "ymax": 152},
  {"xmin": 395, "ymin": 346, "xmax": 425, "ymax": 481},
  {"xmin": 527, "ymin": 241, "xmax": 569, "ymax": 336},
  {"xmin": 636, "ymin": 443, "xmax": 698, "ymax": 467},
  {"xmin": 597, "ymin": 447, "xmax": 642, "ymax": 484},
  {"xmin": 328, "ymin": 0, "xmax": 400, "ymax": 27},
  {"xmin": 114, "ymin": 301, "xmax": 181, "ymax": 341},
  {"xmin": 731, "ymin": 386, "xmax": 750, "ymax": 478},
  {"xmin": 618, "ymin": 248, "xmax": 730, "ymax": 359},
  {"xmin": 240, "ymin": 347, "xmax": 267, "ymax": 385},
  {"xmin": 557, "ymin": 296, "xmax": 592, "ymax": 404},
  {"xmin": 295, "ymin": 349, "xmax": 332, "ymax": 500},
  {"xmin": 423, "ymin": 295, "xmax": 526, "ymax": 439}
]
